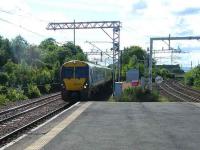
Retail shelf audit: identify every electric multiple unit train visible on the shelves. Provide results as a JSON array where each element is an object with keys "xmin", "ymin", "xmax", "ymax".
[{"xmin": 60, "ymin": 60, "xmax": 112, "ymax": 101}]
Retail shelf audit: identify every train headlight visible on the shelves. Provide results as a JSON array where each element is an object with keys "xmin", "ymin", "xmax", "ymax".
[{"xmin": 83, "ymin": 83, "xmax": 88, "ymax": 89}]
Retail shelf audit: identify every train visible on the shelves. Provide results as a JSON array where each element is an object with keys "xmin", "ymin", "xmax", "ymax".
[{"xmin": 60, "ymin": 60, "xmax": 113, "ymax": 101}]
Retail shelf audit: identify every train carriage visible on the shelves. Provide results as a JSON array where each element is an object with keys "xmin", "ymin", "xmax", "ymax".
[{"xmin": 61, "ymin": 60, "xmax": 112, "ymax": 101}]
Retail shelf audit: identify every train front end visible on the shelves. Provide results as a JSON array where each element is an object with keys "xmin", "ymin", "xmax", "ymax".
[{"xmin": 60, "ymin": 60, "xmax": 89, "ymax": 101}]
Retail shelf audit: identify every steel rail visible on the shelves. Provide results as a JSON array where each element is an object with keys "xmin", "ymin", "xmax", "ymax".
[
  {"xmin": 159, "ymin": 84, "xmax": 187, "ymax": 102},
  {"xmin": 0, "ymin": 102, "xmax": 72, "ymax": 146},
  {"xmin": 174, "ymin": 81, "xmax": 200, "ymax": 95},
  {"xmin": 171, "ymin": 81, "xmax": 200, "ymax": 97},
  {"xmin": 0, "ymin": 92, "xmax": 61, "ymax": 116},
  {"xmin": 0, "ymin": 96, "xmax": 61, "ymax": 124},
  {"xmin": 163, "ymin": 83, "xmax": 200, "ymax": 102}
]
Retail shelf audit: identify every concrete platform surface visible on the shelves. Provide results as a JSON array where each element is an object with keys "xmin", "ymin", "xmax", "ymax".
[{"xmin": 5, "ymin": 102, "xmax": 200, "ymax": 150}]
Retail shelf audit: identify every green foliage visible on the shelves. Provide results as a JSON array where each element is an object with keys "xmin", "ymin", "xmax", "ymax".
[
  {"xmin": 75, "ymin": 52, "xmax": 87, "ymax": 61},
  {"xmin": 13, "ymin": 61, "xmax": 34, "ymax": 86},
  {"xmin": 119, "ymin": 87, "xmax": 159, "ymax": 102},
  {"xmin": 52, "ymin": 61, "xmax": 61, "ymax": 82},
  {"xmin": 0, "ymin": 72, "xmax": 9, "ymax": 85},
  {"xmin": 0, "ymin": 34, "xmax": 88, "ymax": 105},
  {"xmin": 25, "ymin": 45, "xmax": 41, "ymax": 65},
  {"xmin": 27, "ymin": 84, "xmax": 41, "ymax": 98},
  {"xmin": 44, "ymin": 84, "xmax": 51, "ymax": 93},
  {"xmin": 184, "ymin": 71, "xmax": 194, "ymax": 86},
  {"xmin": 3, "ymin": 60, "xmax": 18, "ymax": 74},
  {"xmin": 120, "ymin": 87, "xmax": 136, "ymax": 102},
  {"xmin": 11, "ymin": 35, "xmax": 28, "ymax": 63},
  {"xmin": 194, "ymin": 79, "xmax": 200, "ymax": 87},
  {"xmin": 39, "ymin": 38, "xmax": 57, "ymax": 51},
  {"xmin": 7, "ymin": 88, "xmax": 27, "ymax": 101},
  {"xmin": 184, "ymin": 66, "xmax": 200, "ymax": 88},
  {"xmin": 157, "ymin": 68, "xmax": 170, "ymax": 79},
  {"xmin": 121, "ymin": 46, "xmax": 147, "ymax": 79},
  {"xmin": 0, "ymin": 85, "xmax": 7, "ymax": 94},
  {"xmin": 35, "ymin": 69, "xmax": 52, "ymax": 85},
  {"xmin": 0, "ymin": 94, "xmax": 9, "ymax": 105},
  {"xmin": 154, "ymin": 65, "xmax": 183, "ymax": 80},
  {"xmin": 0, "ymin": 36, "xmax": 12, "ymax": 66}
]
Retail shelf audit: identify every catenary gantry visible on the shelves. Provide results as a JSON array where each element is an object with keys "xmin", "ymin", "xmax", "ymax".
[{"xmin": 46, "ymin": 21, "xmax": 122, "ymax": 95}]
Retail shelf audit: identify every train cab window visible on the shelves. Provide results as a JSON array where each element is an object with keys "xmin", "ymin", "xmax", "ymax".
[
  {"xmin": 75, "ymin": 66, "xmax": 89, "ymax": 78},
  {"xmin": 62, "ymin": 67, "xmax": 74, "ymax": 78}
]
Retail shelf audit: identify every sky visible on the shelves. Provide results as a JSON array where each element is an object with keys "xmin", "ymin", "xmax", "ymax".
[{"xmin": 0, "ymin": 0, "xmax": 200, "ymax": 67}]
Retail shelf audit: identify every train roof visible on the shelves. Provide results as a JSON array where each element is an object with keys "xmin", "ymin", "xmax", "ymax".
[{"xmin": 62, "ymin": 60, "xmax": 112, "ymax": 70}]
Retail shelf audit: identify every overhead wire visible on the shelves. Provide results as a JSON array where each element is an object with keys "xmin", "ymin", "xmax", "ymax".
[
  {"xmin": 0, "ymin": 7, "xmax": 52, "ymax": 38},
  {"xmin": 0, "ymin": 7, "xmax": 49, "ymax": 23},
  {"xmin": 0, "ymin": 7, "xmax": 68, "ymax": 45},
  {"xmin": 0, "ymin": 17, "xmax": 46, "ymax": 38}
]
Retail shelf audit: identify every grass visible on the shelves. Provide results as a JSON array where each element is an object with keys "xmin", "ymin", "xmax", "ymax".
[
  {"xmin": 178, "ymin": 80, "xmax": 200, "ymax": 91},
  {"xmin": 108, "ymin": 86, "xmax": 171, "ymax": 102},
  {"xmin": 192, "ymin": 86, "xmax": 200, "ymax": 91},
  {"xmin": 158, "ymin": 95, "xmax": 170, "ymax": 102},
  {"xmin": 111, "ymin": 86, "xmax": 171, "ymax": 102},
  {"xmin": 108, "ymin": 95, "xmax": 115, "ymax": 102},
  {"xmin": 0, "ymin": 94, "xmax": 9, "ymax": 105}
]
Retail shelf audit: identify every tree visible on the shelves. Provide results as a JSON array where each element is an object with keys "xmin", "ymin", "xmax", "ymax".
[
  {"xmin": 0, "ymin": 72, "xmax": 9, "ymax": 85},
  {"xmin": 11, "ymin": 35, "xmax": 28, "ymax": 63},
  {"xmin": 158, "ymin": 68, "xmax": 170, "ymax": 79},
  {"xmin": 39, "ymin": 38, "xmax": 58, "ymax": 51},
  {"xmin": 0, "ymin": 34, "xmax": 90, "ymax": 104},
  {"xmin": 0, "ymin": 36, "xmax": 12, "ymax": 66},
  {"xmin": 56, "ymin": 47, "xmax": 72, "ymax": 65},
  {"xmin": 121, "ymin": 46, "xmax": 147, "ymax": 79},
  {"xmin": 25, "ymin": 45, "xmax": 41, "ymax": 65},
  {"xmin": 185, "ymin": 66, "xmax": 200, "ymax": 87},
  {"xmin": 3, "ymin": 60, "xmax": 18, "ymax": 74}
]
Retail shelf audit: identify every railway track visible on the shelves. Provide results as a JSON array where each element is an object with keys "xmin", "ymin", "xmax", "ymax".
[
  {"xmin": 159, "ymin": 83, "xmax": 187, "ymax": 102},
  {"xmin": 0, "ymin": 93, "xmax": 73, "ymax": 146},
  {"xmin": 159, "ymin": 80, "xmax": 200, "ymax": 102},
  {"xmin": 0, "ymin": 93, "xmax": 61, "ymax": 121},
  {"xmin": 172, "ymin": 81, "xmax": 200, "ymax": 96}
]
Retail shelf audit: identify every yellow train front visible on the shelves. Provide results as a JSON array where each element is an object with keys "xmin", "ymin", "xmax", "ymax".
[{"xmin": 60, "ymin": 60, "xmax": 112, "ymax": 101}]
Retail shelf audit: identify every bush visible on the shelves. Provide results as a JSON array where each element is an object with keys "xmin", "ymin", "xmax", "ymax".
[
  {"xmin": 27, "ymin": 84, "xmax": 41, "ymax": 98},
  {"xmin": 3, "ymin": 60, "xmax": 18, "ymax": 74},
  {"xmin": 0, "ymin": 72, "xmax": 9, "ymax": 85},
  {"xmin": 44, "ymin": 84, "xmax": 51, "ymax": 93},
  {"xmin": 194, "ymin": 79, "xmax": 200, "ymax": 88},
  {"xmin": 35, "ymin": 69, "xmax": 52, "ymax": 85},
  {"xmin": 184, "ymin": 66, "xmax": 200, "ymax": 87},
  {"xmin": 119, "ymin": 87, "xmax": 159, "ymax": 102},
  {"xmin": 0, "ymin": 85, "xmax": 7, "ymax": 94},
  {"xmin": 120, "ymin": 87, "xmax": 135, "ymax": 102},
  {"xmin": 184, "ymin": 71, "xmax": 194, "ymax": 86},
  {"xmin": 0, "ymin": 94, "xmax": 9, "ymax": 105},
  {"xmin": 7, "ymin": 88, "xmax": 27, "ymax": 101}
]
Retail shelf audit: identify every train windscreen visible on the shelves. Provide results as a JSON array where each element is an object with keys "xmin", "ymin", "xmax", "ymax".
[
  {"xmin": 75, "ymin": 66, "xmax": 89, "ymax": 78},
  {"xmin": 62, "ymin": 67, "xmax": 74, "ymax": 78}
]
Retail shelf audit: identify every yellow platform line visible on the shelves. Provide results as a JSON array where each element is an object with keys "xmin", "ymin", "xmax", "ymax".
[{"xmin": 25, "ymin": 102, "xmax": 92, "ymax": 150}]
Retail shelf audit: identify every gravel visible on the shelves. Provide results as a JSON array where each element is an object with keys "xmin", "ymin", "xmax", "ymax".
[
  {"xmin": 0, "ymin": 98, "xmax": 66, "ymax": 137},
  {"xmin": 0, "ymin": 92, "xmax": 60, "ymax": 112}
]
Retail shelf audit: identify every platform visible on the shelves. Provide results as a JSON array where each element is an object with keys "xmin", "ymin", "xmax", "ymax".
[{"xmin": 4, "ymin": 102, "xmax": 200, "ymax": 150}]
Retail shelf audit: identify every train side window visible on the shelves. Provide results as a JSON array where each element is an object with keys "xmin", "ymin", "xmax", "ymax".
[{"xmin": 90, "ymin": 69, "xmax": 93, "ymax": 83}]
